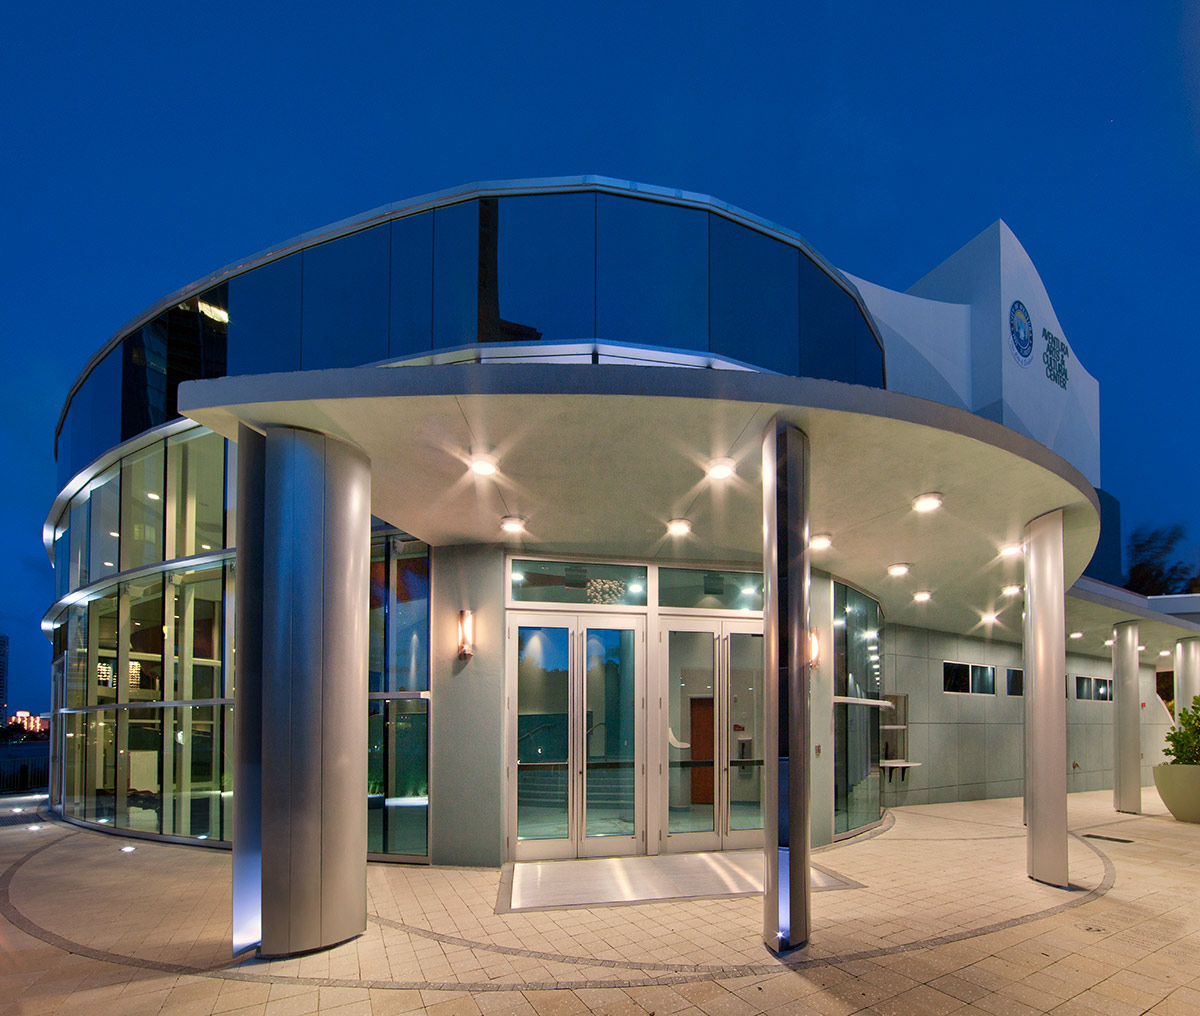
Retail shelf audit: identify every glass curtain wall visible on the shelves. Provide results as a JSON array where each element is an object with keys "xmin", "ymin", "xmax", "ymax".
[
  {"xmin": 52, "ymin": 426, "xmax": 433, "ymax": 855},
  {"xmin": 833, "ymin": 583, "xmax": 883, "ymax": 835},
  {"xmin": 368, "ymin": 534, "xmax": 430, "ymax": 857}
]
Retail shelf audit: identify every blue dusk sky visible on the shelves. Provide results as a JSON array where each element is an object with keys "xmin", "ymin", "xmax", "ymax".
[{"xmin": 2, "ymin": 3, "xmax": 1198, "ymax": 713}]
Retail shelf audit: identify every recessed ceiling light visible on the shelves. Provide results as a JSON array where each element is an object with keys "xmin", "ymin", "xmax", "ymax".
[
  {"xmin": 999, "ymin": 543, "xmax": 1023, "ymax": 557},
  {"xmin": 146, "ymin": 492, "xmax": 160, "ymax": 501},
  {"xmin": 1160, "ymin": 650, "xmax": 1171, "ymax": 657},
  {"xmin": 1104, "ymin": 639, "xmax": 1114, "ymax": 647},
  {"xmin": 121, "ymin": 845, "xmax": 136, "ymax": 853},
  {"xmin": 1069, "ymin": 631, "xmax": 1083, "ymax": 639},
  {"xmin": 706, "ymin": 458, "xmax": 735, "ymax": 480},
  {"xmin": 742, "ymin": 585, "xmax": 756, "ymax": 596},
  {"xmin": 27, "ymin": 825, "xmax": 40, "ymax": 832},
  {"xmin": 809, "ymin": 533, "xmax": 832, "ymax": 551},
  {"xmin": 500, "ymin": 516, "xmax": 525, "ymax": 534},
  {"xmin": 511, "ymin": 571, "xmax": 524, "ymax": 583},
  {"xmin": 982, "ymin": 613, "xmax": 997, "ymax": 624},
  {"xmin": 913, "ymin": 590, "xmax": 932, "ymax": 602},
  {"xmin": 864, "ymin": 628, "xmax": 878, "ymax": 640},
  {"xmin": 1137, "ymin": 645, "xmax": 1146, "ymax": 652},
  {"xmin": 1002, "ymin": 585, "xmax": 1022, "ymax": 596},
  {"xmin": 109, "ymin": 530, "xmax": 119, "ymax": 538},
  {"xmin": 869, "ymin": 654, "xmax": 880, "ymax": 662},
  {"xmin": 912, "ymin": 492, "xmax": 943, "ymax": 512},
  {"xmin": 200, "ymin": 543, "xmax": 211, "ymax": 550},
  {"xmin": 887, "ymin": 563, "xmax": 910, "ymax": 577},
  {"xmin": 667, "ymin": 519, "xmax": 691, "ymax": 537},
  {"xmin": 103, "ymin": 561, "xmax": 114, "ymax": 568},
  {"xmin": 629, "ymin": 582, "xmax": 644, "ymax": 594},
  {"xmin": 469, "ymin": 454, "xmax": 498, "ymax": 476}
]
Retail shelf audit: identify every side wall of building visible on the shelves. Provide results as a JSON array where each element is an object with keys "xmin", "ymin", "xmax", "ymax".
[
  {"xmin": 882, "ymin": 624, "xmax": 1171, "ymax": 808},
  {"xmin": 429, "ymin": 544, "xmax": 507, "ymax": 866}
]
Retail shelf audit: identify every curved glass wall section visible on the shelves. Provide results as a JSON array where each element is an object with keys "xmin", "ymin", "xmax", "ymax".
[
  {"xmin": 57, "ymin": 186, "xmax": 885, "ymax": 484},
  {"xmin": 49, "ymin": 425, "xmax": 431, "ymax": 855},
  {"xmin": 833, "ymin": 582, "xmax": 884, "ymax": 835}
]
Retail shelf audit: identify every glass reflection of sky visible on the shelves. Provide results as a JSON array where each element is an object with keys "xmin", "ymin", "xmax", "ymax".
[{"xmin": 519, "ymin": 626, "xmax": 623, "ymax": 673}]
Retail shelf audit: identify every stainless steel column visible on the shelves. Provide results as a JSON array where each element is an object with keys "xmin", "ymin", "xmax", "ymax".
[
  {"xmin": 1112, "ymin": 621, "xmax": 1141, "ymax": 814},
  {"xmin": 260, "ymin": 427, "xmax": 370, "ymax": 957},
  {"xmin": 1176, "ymin": 638, "xmax": 1200, "ymax": 722},
  {"xmin": 762, "ymin": 420, "xmax": 811, "ymax": 952},
  {"xmin": 1023, "ymin": 510, "xmax": 1069, "ymax": 887},
  {"xmin": 232, "ymin": 424, "xmax": 265, "ymax": 956}
]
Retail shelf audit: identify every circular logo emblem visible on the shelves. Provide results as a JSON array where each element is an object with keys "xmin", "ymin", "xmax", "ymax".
[{"xmin": 1009, "ymin": 300, "xmax": 1033, "ymax": 367}]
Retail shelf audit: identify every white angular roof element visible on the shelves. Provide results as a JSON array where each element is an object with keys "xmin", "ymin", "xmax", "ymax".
[{"xmin": 846, "ymin": 221, "xmax": 1101, "ymax": 487}]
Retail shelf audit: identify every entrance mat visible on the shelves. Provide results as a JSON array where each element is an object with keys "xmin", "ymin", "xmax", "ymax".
[{"xmin": 498, "ymin": 849, "xmax": 862, "ymax": 912}]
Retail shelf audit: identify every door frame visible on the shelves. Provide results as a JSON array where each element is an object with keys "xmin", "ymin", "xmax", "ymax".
[
  {"xmin": 658, "ymin": 615, "xmax": 765, "ymax": 853},
  {"xmin": 506, "ymin": 610, "xmax": 647, "ymax": 861}
]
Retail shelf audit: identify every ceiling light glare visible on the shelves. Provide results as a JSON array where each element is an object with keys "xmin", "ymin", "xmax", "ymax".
[
  {"xmin": 706, "ymin": 458, "xmax": 735, "ymax": 480},
  {"xmin": 1002, "ymin": 584, "xmax": 1022, "ymax": 597},
  {"xmin": 1104, "ymin": 639, "xmax": 1114, "ymax": 647},
  {"xmin": 499, "ymin": 515, "xmax": 525, "ymax": 534},
  {"xmin": 863, "ymin": 629, "xmax": 878, "ymax": 640},
  {"xmin": 109, "ymin": 530, "xmax": 119, "ymax": 538},
  {"xmin": 121, "ymin": 845, "xmax": 136, "ymax": 853},
  {"xmin": 1069, "ymin": 631, "xmax": 1083, "ymax": 639},
  {"xmin": 912, "ymin": 492, "xmax": 943, "ymax": 513},
  {"xmin": 913, "ymin": 590, "xmax": 932, "ymax": 603},
  {"xmin": 809, "ymin": 533, "xmax": 832, "ymax": 551},
  {"xmin": 982, "ymin": 613, "xmax": 997, "ymax": 624},
  {"xmin": 1137, "ymin": 645, "xmax": 1146, "ymax": 652},
  {"xmin": 667, "ymin": 518, "xmax": 692, "ymax": 537},
  {"xmin": 742, "ymin": 585, "xmax": 756, "ymax": 596},
  {"xmin": 201, "ymin": 543, "xmax": 211, "ymax": 551},
  {"xmin": 469, "ymin": 453, "xmax": 498, "ymax": 476},
  {"xmin": 629, "ymin": 582, "xmax": 644, "ymax": 594},
  {"xmin": 999, "ymin": 543, "xmax": 1023, "ymax": 557},
  {"xmin": 887, "ymin": 563, "xmax": 910, "ymax": 577},
  {"xmin": 27, "ymin": 825, "xmax": 40, "ymax": 832},
  {"xmin": 1160, "ymin": 649, "xmax": 1172, "ymax": 657},
  {"xmin": 146, "ymin": 491, "xmax": 160, "ymax": 501}
]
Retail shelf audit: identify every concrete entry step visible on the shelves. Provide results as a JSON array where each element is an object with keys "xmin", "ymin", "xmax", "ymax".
[{"xmin": 500, "ymin": 849, "xmax": 859, "ymax": 911}]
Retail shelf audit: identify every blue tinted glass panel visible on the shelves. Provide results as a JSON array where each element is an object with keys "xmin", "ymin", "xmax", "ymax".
[
  {"xmin": 596, "ymin": 195, "xmax": 708, "ymax": 351},
  {"xmin": 390, "ymin": 212, "xmax": 433, "ymax": 358},
  {"xmin": 58, "ymin": 346, "xmax": 123, "ymax": 487},
  {"xmin": 487, "ymin": 194, "xmax": 595, "ymax": 343},
  {"xmin": 798, "ymin": 254, "xmax": 856, "ymax": 383},
  {"xmin": 301, "ymin": 225, "xmax": 390, "ymax": 369},
  {"xmin": 226, "ymin": 253, "xmax": 302, "ymax": 376},
  {"xmin": 854, "ymin": 311, "xmax": 884, "ymax": 387},
  {"xmin": 709, "ymin": 215, "xmax": 799, "ymax": 374},
  {"xmin": 168, "ymin": 284, "xmax": 229, "ymax": 410},
  {"xmin": 432, "ymin": 201, "xmax": 479, "ymax": 348},
  {"xmin": 122, "ymin": 322, "xmax": 169, "ymax": 440}
]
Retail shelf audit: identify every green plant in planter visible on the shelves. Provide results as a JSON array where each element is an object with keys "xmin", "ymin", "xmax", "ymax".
[
  {"xmin": 1163, "ymin": 695, "xmax": 1200, "ymax": 765},
  {"xmin": 367, "ymin": 777, "xmax": 385, "ymax": 796}
]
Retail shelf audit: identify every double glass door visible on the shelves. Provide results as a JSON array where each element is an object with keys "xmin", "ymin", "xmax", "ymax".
[
  {"xmin": 662, "ymin": 618, "xmax": 764, "ymax": 852},
  {"xmin": 509, "ymin": 612, "xmax": 644, "ymax": 859}
]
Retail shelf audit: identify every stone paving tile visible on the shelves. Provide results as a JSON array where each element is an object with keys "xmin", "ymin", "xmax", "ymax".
[{"xmin": 3, "ymin": 790, "xmax": 1200, "ymax": 1014}]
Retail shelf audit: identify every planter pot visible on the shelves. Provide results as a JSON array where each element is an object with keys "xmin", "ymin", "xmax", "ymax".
[{"xmin": 1153, "ymin": 764, "xmax": 1200, "ymax": 823}]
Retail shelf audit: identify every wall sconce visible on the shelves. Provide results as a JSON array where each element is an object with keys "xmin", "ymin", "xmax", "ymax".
[
  {"xmin": 809, "ymin": 630, "xmax": 820, "ymax": 669},
  {"xmin": 458, "ymin": 610, "xmax": 475, "ymax": 659}
]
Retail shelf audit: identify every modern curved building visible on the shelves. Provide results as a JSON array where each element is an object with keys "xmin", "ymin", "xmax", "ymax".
[{"xmin": 44, "ymin": 178, "xmax": 1200, "ymax": 957}]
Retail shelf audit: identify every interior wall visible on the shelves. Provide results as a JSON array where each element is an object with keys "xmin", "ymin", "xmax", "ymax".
[
  {"xmin": 429, "ymin": 543, "xmax": 506, "ymax": 866},
  {"xmin": 882, "ymin": 624, "xmax": 1171, "ymax": 807},
  {"xmin": 809, "ymin": 572, "xmax": 835, "ymax": 847}
]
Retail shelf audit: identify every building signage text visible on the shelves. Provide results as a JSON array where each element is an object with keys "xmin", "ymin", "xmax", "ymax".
[{"xmin": 1041, "ymin": 328, "xmax": 1069, "ymax": 389}]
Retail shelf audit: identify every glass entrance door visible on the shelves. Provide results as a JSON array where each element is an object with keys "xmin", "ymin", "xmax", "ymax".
[
  {"xmin": 509, "ymin": 612, "xmax": 644, "ymax": 859},
  {"xmin": 661, "ymin": 618, "xmax": 764, "ymax": 852}
]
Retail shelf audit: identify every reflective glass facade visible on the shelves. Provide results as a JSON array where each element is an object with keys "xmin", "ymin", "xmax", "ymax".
[{"xmin": 56, "ymin": 185, "xmax": 885, "ymax": 485}]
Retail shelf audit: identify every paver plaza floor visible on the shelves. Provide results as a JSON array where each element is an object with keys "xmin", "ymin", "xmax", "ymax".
[{"xmin": 2, "ymin": 789, "xmax": 1198, "ymax": 1014}]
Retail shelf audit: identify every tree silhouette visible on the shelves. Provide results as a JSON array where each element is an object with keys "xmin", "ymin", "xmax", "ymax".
[{"xmin": 1124, "ymin": 524, "xmax": 1194, "ymax": 595}]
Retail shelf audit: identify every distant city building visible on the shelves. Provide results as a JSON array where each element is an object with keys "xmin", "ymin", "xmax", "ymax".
[{"xmin": 11, "ymin": 711, "xmax": 47, "ymax": 734}]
